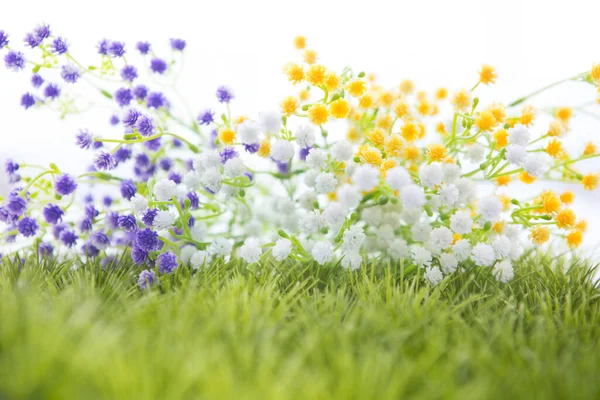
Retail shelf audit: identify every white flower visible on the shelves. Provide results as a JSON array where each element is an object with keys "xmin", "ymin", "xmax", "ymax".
[
  {"xmin": 443, "ymin": 163, "xmax": 462, "ymax": 183},
  {"xmin": 298, "ymin": 192, "xmax": 317, "ymax": 210},
  {"xmin": 324, "ymin": 202, "xmax": 345, "ymax": 228},
  {"xmin": 240, "ymin": 238, "xmax": 262, "ymax": 264},
  {"xmin": 306, "ymin": 148, "xmax": 327, "ymax": 169},
  {"xmin": 180, "ymin": 246, "xmax": 197, "ymax": 265},
  {"xmin": 452, "ymin": 239, "xmax": 472, "ymax": 262},
  {"xmin": 190, "ymin": 250, "xmax": 209, "ymax": 269},
  {"xmin": 505, "ymin": 225, "xmax": 521, "ymax": 241},
  {"xmin": 341, "ymin": 250, "xmax": 362, "ymax": 270},
  {"xmin": 190, "ymin": 221, "xmax": 207, "ymax": 242},
  {"xmin": 401, "ymin": 208, "xmax": 421, "ymax": 225},
  {"xmin": 154, "ymin": 210, "xmax": 176, "ymax": 230},
  {"xmin": 275, "ymin": 197, "xmax": 296, "ymax": 214},
  {"xmin": 424, "ymin": 266, "xmax": 444, "ymax": 286},
  {"xmin": 272, "ymin": 238, "xmax": 292, "ymax": 261},
  {"xmin": 506, "ymin": 144, "xmax": 527, "ymax": 165},
  {"xmin": 312, "ymin": 241, "xmax": 333, "ymax": 265},
  {"xmin": 411, "ymin": 220, "xmax": 431, "ymax": 242},
  {"xmin": 493, "ymin": 259, "xmax": 514, "ymax": 283},
  {"xmin": 428, "ymin": 194, "xmax": 441, "ymax": 212},
  {"xmin": 337, "ymin": 184, "xmax": 361, "ymax": 209},
  {"xmin": 342, "ymin": 224, "xmax": 366, "ymax": 250},
  {"xmin": 315, "ymin": 172, "xmax": 337, "ymax": 194},
  {"xmin": 507, "ymin": 124, "xmax": 530, "ymax": 146},
  {"xmin": 295, "ymin": 124, "xmax": 316, "ymax": 148},
  {"xmin": 450, "ymin": 210, "xmax": 473, "ymax": 234},
  {"xmin": 299, "ymin": 210, "xmax": 326, "ymax": 235},
  {"xmin": 455, "ymin": 178, "xmax": 476, "ymax": 205},
  {"xmin": 238, "ymin": 120, "xmax": 260, "ymax": 144},
  {"xmin": 479, "ymin": 195, "xmax": 502, "ymax": 222},
  {"xmin": 440, "ymin": 253, "xmax": 458, "ymax": 274},
  {"xmin": 439, "ymin": 184, "xmax": 459, "ymax": 207},
  {"xmin": 466, "ymin": 143, "xmax": 485, "ymax": 163},
  {"xmin": 472, "ymin": 243, "xmax": 495, "ymax": 266},
  {"xmin": 331, "ymin": 140, "xmax": 353, "ymax": 161},
  {"xmin": 523, "ymin": 154, "xmax": 546, "ymax": 177},
  {"xmin": 388, "ymin": 238, "xmax": 409, "ymax": 259},
  {"xmin": 492, "ymin": 235, "xmax": 511, "ymax": 259},
  {"xmin": 386, "ymin": 166, "xmax": 411, "ymax": 190},
  {"xmin": 183, "ymin": 171, "xmax": 202, "ymax": 191},
  {"xmin": 344, "ymin": 160, "xmax": 358, "ymax": 177},
  {"xmin": 304, "ymin": 169, "xmax": 319, "ymax": 187},
  {"xmin": 362, "ymin": 207, "xmax": 383, "ymax": 226},
  {"xmin": 209, "ymin": 238, "xmax": 233, "ymax": 257},
  {"xmin": 223, "ymin": 157, "xmax": 245, "ymax": 178},
  {"xmin": 197, "ymin": 149, "xmax": 221, "ymax": 170},
  {"xmin": 352, "ymin": 164, "xmax": 379, "ymax": 191},
  {"xmin": 258, "ymin": 110, "xmax": 282, "ymax": 133},
  {"xmin": 401, "ymin": 184, "xmax": 426, "ymax": 208},
  {"xmin": 412, "ymin": 246, "xmax": 432, "ymax": 266},
  {"xmin": 419, "ymin": 162, "xmax": 443, "ymax": 187},
  {"xmin": 153, "ymin": 179, "xmax": 177, "ymax": 201},
  {"xmin": 130, "ymin": 194, "xmax": 149, "ymax": 215},
  {"xmin": 201, "ymin": 168, "xmax": 222, "ymax": 193},
  {"xmin": 271, "ymin": 140, "xmax": 294, "ymax": 162},
  {"xmin": 428, "ymin": 227, "xmax": 453, "ymax": 251}
]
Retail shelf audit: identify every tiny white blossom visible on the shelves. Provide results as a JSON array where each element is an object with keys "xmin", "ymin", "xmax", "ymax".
[
  {"xmin": 271, "ymin": 140, "xmax": 294, "ymax": 162},
  {"xmin": 401, "ymin": 184, "xmax": 426, "ymax": 208},
  {"xmin": 239, "ymin": 238, "xmax": 262, "ymax": 264},
  {"xmin": 411, "ymin": 220, "xmax": 432, "ymax": 242},
  {"xmin": 258, "ymin": 110, "xmax": 282, "ymax": 133},
  {"xmin": 183, "ymin": 171, "xmax": 202, "ymax": 191},
  {"xmin": 493, "ymin": 259, "xmax": 514, "ymax": 283},
  {"xmin": 452, "ymin": 239, "xmax": 472, "ymax": 262},
  {"xmin": 386, "ymin": 166, "xmax": 411, "ymax": 190},
  {"xmin": 424, "ymin": 266, "xmax": 444, "ymax": 286},
  {"xmin": 223, "ymin": 157, "xmax": 245, "ymax": 178},
  {"xmin": 388, "ymin": 238, "xmax": 409, "ymax": 259},
  {"xmin": 153, "ymin": 179, "xmax": 177, "ymax": 201},
  {"xmin": 331, "ymin": 140, "xmax": 353, "ymax": 161},
  {"xmin": 523, "ymin": 154, "xmax": 546, "ymax": 177},
  {"xmin": 337, "ymin": 184, "xmax": 361, "ymax": 209},
  {"xmin": 401, "ymin": 207, "xmax": 422, "ymax": 224},
  {"xmin": 209, "ymin": 238, "xmax": 233, "ymax": 257},
  {"xmin": 450, "ymin": 210, "xmax": 473, "ymax": 234},
  {"xmin": 272, "ymin": 238, "xmax": 292, "ymax": 261},
  {"xmin": 352, "ymin": 164, "xmax": 379, "ymax": 191},
  {"xmin": 344, "ymin": 160, "xmax": 358, "ymax": 177},
  {"xmin": 198, "ymin": 149, "xmax": 221, "ymax": 170},
  {"xmin": 466, "ymin": 143, "xmax": 485, "ymax": 163},
  {"xmin": 315, "ymin": 172, "xmax": 337, "ymax": 194},
  {"xmin": 507, "ymin": 124, "xmax": 530, "ymax": 146},
  {"xmin": 342, "ymin": 224, "xmax": 366, "ymax": 250},
  {"xmin": 306, "ymin": 148, "xmax": 327, "ymax": 169},
  {"xmin": 295, "ymin": 124, "xmax": 316, "ymax": 148},
  {"xmin": 479, "ymin": 195, "xmax": 502, "ymax": 223},
  {"xmin": 154, "ymin": 210, "xmax": 176, "ymax": 230},
  {"xmin": 455, "ymin": 178, "xmax": 476, "ymax": 205},
  {"xmin": 443, "ymin": 163, "xmax": 462, "ymax": 183},
  {"xmin": 180, "ymin": 246, "xmax": 196, "ymax": 265},
  {"xmin": 312, "ymin": 241, "xmax": 333, "ymax": 265},
  {"xmin": 190, "ymin": 250, "xmax": 209, "ymax": 269},
  {"xmin": 237, "ymin": 120, "xmax": 260, "ymax": 144},
  {"xmin": 412, "ymin": 246, "xmax": 432, "ymax": 267},
  {"xmin": 130, "ymin": 194, "xmax": 148, "ymax": 215},
  {"xmin": 419, "ymin": 162, "xmax": 443, "ymax": 188},
  {"xmin": 506, "ymin": 144, "xmax": 527, "ymax": 165},
  {"xmin": 201, "ymin": 168, "xmax": 222, "ymax": 193},
  {"xmin": 324, "ymin": 202, "xmax": 345, "ymax": 229},
  {"xmin": 439, "ymin": 184, "xmax": 459, "ymax": 207},
  {"xmin": 492, "ymin": 235, "xmax": 512, "ymax": 259},
  {"xmin": 303, "ymin": 169, "xmax": 319, "ymax": 187},
  {"xmin": 472, "ymin": 243, "xmax": 495, "ymax": 266},
  {"xmin": 190, "ymin": 221, "xmax": 207, "ymax": 242},
  {"xmin": 299, "ymin": 210, "xmax": 326, "ymax": 235},
  {"xmin": 341, "ymin": 250, "xmax": 362, "ymax": 270},
  {"xmin": 440, "ymin": 253, "xmax": 459, "ymax": 274},
  {"xmin": 428, "ymin": 226, "xmax": 453, "ymax": 251}
]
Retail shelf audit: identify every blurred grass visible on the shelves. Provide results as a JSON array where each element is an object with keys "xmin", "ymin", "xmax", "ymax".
[{"xmin": 0, "ymin": 253, "xmax": 599, "ymax": 399}]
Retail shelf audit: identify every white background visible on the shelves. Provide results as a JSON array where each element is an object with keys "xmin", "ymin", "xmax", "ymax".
[{"xmin": 1, "ymin": 0, "xmax": 599, "ymax": 253}]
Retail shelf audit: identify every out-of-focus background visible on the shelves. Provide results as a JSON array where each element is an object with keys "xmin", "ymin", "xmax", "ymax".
[{"xmin": 1, "ymin": 0, "xmax": 599, "ymax": 253}]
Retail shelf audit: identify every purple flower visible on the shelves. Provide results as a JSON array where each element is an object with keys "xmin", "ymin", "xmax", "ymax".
[
  {"xmin": 85, "ymin": 204, "xmax": 99, "ymax": 219},
  {"xmin": 20, "ymin": 93, "xmax": 35, "ymax": 109},
  {"xmin": 276, "ymin": 162, "xmax": 289, "ymax": 174},
  {"xmin": 79, "ymin": 218, "xmax": 93, "ymax": 232},
  {"xmin": 210, "ymin": 129, "xmax": 218, "ymax": 148},
  {"xmin": 135, "ymin": 115, "xmax": 155, "ymax": 136},
  {"xmin": 170, "ymin": 38, "xmax": 186, "ymax": 51},
  {"xmin": 137, "ymin": 269, "xmax": 155, "ymax": 288},
  {"xmin": 136, "ymin": 228, "xmax": 160, "ymax": 251},
  {"xmin": 90, "ymin": 231, "xmax": 111, "ymax": 249},
  {"xmin": 135, "ymin": 153, "xmax": 151, "ymax": 169},
  {"xmin": 81, "ymin": 243, "xmax": 100, "ymax": 257},
  {"xmin": 55, "ymin": 173, "xmax": 77, "ymax": 196},
  {"xmin": 187, "ymin": 192, "xmax": 199, "ymax": 209},
  {"xmin": 120, "ymin": 65, "xmax": 138, "ymax": 82},
  {"xmin": 6, "ymin": 195, "xmax": 27, "ymax": 216},
  {"xmin": 4, "ymin": 51, "xmax": 25, "ymax": 71},
  {"xmin": 0, "ymin": 207, "xmax": 10, "ymax": 223},
  {"xmin": 141, "ymin": 208, "xmax": 158, "ymax": 226},
  {"xmin": 118, "ymin": 214, "xmax": 138, "ymax": 232},
  {"xmin": 94, "ymin": 151, "xmax": 117, "ymax": 170},
  {"xmin": 24, "ymin": 25, "xmax": 50, "ymax": 48},
  {"xmin": 168, "ymin": 172, "xmax": 182, "ymax": 184},
  {"xmin": 59, "ymin": 230, "xmax": 78, "ymax": 247},
  {"xmin": 43, "ymin": 204, "xmax": 64, "ymax": 224},
  {"xmin": 299, "ymin": 146, "xmax": 311, "ymax": 161},
  {"xmin": 0, "ymin": 30, "xmax": 8, "ymax": 49},
  {"xmin": 150, "ymin": 58, "xmax": 167, "ymax": 74},
  {"xmin": 18, "ymin": 217, "xmax": 38, "ymax": 237},
  {"xmin": 38, "ymin": 242, "xmax": 54, "ymax": 257},
  {"xmin": 84, "ymin": 194, "xmax": 94, "ymax": 203},
  {"xmin": 216, "ymin": 85, "xmax": 234, "ymax": 103},
  {"xmin": 122, "ymin": 108, "xmax": 141, "ymax": 127},
  {"xmin": 144, "ymin": 137, "xmax": 162, "ymax": 152},
  {"xmin": 132, "ymin": 247, "xmax": 149, "ymax": 266},
  {"xmin": 53, "ymin": 223, "xmax": 67, "ymax": 239},
  {"xmin": 146, "ymin": 92, "xmax": 167, "ymax": 109},
  {"xmin": 97, "ymin": 39, "xmax": 110, "ymax": 55},
  {"xmin": 220, "ymin": 148, "xmax": 238, "ymax": 164},
  {"xmin": 75, "ymin": 129, "xmax": 94, "ymax": 149},
  {"xmin": 188, "ymin": 216, "xmax": 195, "ymax": 227},
  {"xmin": 43, "ymin": 83, "xmax": 61, "ymax": 99},
  {"xmin": 172, "ymin": 138, "xmax": 182, "ymax": 148},
  {"xmin": 197, "ymin": 109, "xmax": 215, "ymax": 125},
  {"xmin": 133, "ymin": 85, "xmax": 148, "ymax": 100},
  {"xmin": 244, "ymin": 143, "xmax": 260, "ymax": 154},
  {"xmin": 31, "ymin": 74, "xmax": 44, "ymax": 88},
  {"xmin": 61, "ymin": 64, "xmax": 80, "ymax": 83},
  {"xmin": 115, "ymin": 87, "xmax": 133, "ymax": 107},
  {"xmin": 108, "ymin": 41, "xmax": 126, "ymax": 57},
  {"xmin": 136, "ymin": 41, "xmax": 151, "ymax": 55},
  {"xmin": 106, "ymin": 211, "xmax": 119, "ymax": 229},
  {"xmin": 51, "ymin": 37, "xmax": 69, "ymax": 55},
  {"xmin": 157, "ymin": 252, "xmax": 178, "ymax": 274},
  {"xmin": 114, "ymin": 146, "xmax": 132, "ymax": 163},
  {"xmin": 110, "ymin": 114, "xmax": 120, "ymax": 125},
  {"xmin": 103, "ymin": 196, "xmax": 113, "ymax": 207},
  {"xmin": 120, "ymin": 179, "xmax": 137, "ymax": 200},
  {"xmin": 159, "ymin": 158, "xmax": 172, "ymax": 171},
  {"xmin": 244, "ymin": 171, "xmax": 254, "ymax": 182}
]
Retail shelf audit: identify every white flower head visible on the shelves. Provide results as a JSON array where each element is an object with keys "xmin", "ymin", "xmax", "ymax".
[
  {"xmin": 479, "ymin": 195, "xmax": 502, "ymax": 223},
  {"xmin": 342, "ymin": 224, "xmax": 366, "ymax": 250},
  {"xmin": 452, "ymin": 239, "xmax": 472, "ymax": 262},
  {"xmin": 239, "ymin": 238, "xmax": 262, "ymax": 264},
  {"xmin": 388, "ymin": 238, "xmax": 409, "ymax": 260},
  {"xmin": 258, "ymin": 110, "xmax": 282, "ymax": 133},
  {"xmin": 295, "ymin": 124, "xmax": 316, "ymax": 148},
  {"xmin": 439, "ymin": 184, "xmax": 459, "ymax": 207},
  {"xmin": 183, "ymin": 171, "xmax": 202, "ymax": 191},
  {"xmin": 201, "ymin": 168, "xmax": 222, "ymax": 193},
  {"xmin": 411, "ymin": 220, "xmax": 432, "ymax": 242},
  {"xmin": 386, "ymin": 166, "xmax": 411, "ymax": 191},
  {"xmin": 419, "ymin": 162, "xmax": 443, "ymax": 188},
  {"xmin": 237, "ymin": 120, "xmax": 260, "ymax": 144},
  {"xmin": 507, "ymin": 124, "xmax": 530, "ymax": 146},
  {"xmin": 130, "ymin": 194, "xmax": 149, "ymax": 215},
  {"xmin": 428, "ymin": 226, "xmax": 453, "ymax": 252},
  {"xmin": 466, "ymin": 143, "xmax": 485, "ymax": 163},
  {"xmin": 493, "ymin": 259, "xmax": 514, "ymax": 283},
  {"xmin": 331, "ymin": 140, "xmax": 353, "ymax": 161},
  {"xmin": 506, "ymin": 144, "xmax": 527, "ymax": 166},
  {"xmin": 299, "ymin": 210, "xmax": 326, "ymax": 235},
  {"xmin": 209, "ymin": 238, "xmax": 233, "ymax": 257},
  {"xmin": 472, "ymin": 243, "xmax": 495, "ymax": 266},
  {"xmin": 523, "ymin": 154, "xmax": 548, "ymax": 177},
  {"xmin": 341, "ymin": 250, "xmax": 362, "ymax": 270},
  {"xmin": 338, "ymin": 184, "xmax": 361, "ymax": 209},
  {"xmin": 154, "ymin": 210, "xmax": 175, "ymax": 230},
  {"xmin": 198, "ymin": 149, "xmax": 221, "ymax": 170},
  {"xmin": 344, "ymin": 160, "xmax": 358, "ymax": 177},
  {"xmin": 223, "ymin": 157, "xmax": 245, "ymax": 178},
  {"xmin": 492, "ymin": 235, "xmax": 512, "ymax": 259},
  {"xmin": 153, "ymin": 178, "xmax": 177, "ymax": 201},
  {"xmin": 312, "ymin": 241, "xmax": 333, "ymax": 265},
  {"xmin": 271, "ymin": 140, "xmax": 294, "ymax": 162},
  {"xmin": 190, "ymin": 221, "xmax": 207, "ymax": 242},
  {"xmin": 424, "ymin": 266, "xmax": 444, "ymax": 286},
  {"xmin": 324, "ymin": 202, "xmax": 345, "ymax": 229},
  {"xmin": 352, "ymin": 164, "xmax": 380, "ymax": 191},
  {"xmin": 412, "ymin": 246, "xmax": 432, "ymax": 267},
  {"xmin": 306, "ymin": 148, "xmax": 327, "ymax": 170},
  {"xmin": 190, "ymin": 250, "xmax": 209, "ymax": 269},
  {"xmin": 315, "ymin": 172, "xmax": 337, "ymax": 194},
  {"xmin": 450, "ymin": 210, "xmax": 473, "ymax": 234},
  {"xmin": 443, "ymin": 163, "xmax": 462, "ymax": 183},
  {"xmin": 272, "ymin": 238, "xmax": 292, "ymax": 261},
  {"xmin": 304, "ymin": 169, "xmax": 319, "ymax": 188},
  {"xmin": 401, "ymin": 184, "xmax": 426, "ymax": 209},
  {"xmin": 180, "ymin": 245, "xmax": 197, "ymax": 265},
  {"xmin": 455, "ymin": 178, "xmax": 476, "ymax": 205},
  {"xmin": 440, "ymin": 253, "xmax": 459, "ymax": 274}
]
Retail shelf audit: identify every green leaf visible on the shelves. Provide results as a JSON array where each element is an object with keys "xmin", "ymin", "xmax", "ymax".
[{"xmin": 100, "ymin": 90, "xmax": 113, "ymax": 99}]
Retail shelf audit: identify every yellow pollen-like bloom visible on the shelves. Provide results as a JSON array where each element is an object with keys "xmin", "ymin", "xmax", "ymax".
[
  {"xmin": 479, "ymin": 64, "xmax": 497, "ymax": 85},
  {"xmin": 401, "ymin": 120, "xmax": 421, "ymax": 142},
  {"xmin": 426, "ymin": 143, "xmax": 447, "ymax": 162},
  {"xmin": 560, "ymin": 191, "xmax": 575, "ymax": 204},
  {"xmin": 218, "ymin": 128, "xmax": 236, "ymax": 145},
  {"xmin": 328, "ymin": 98, "xmax": 350, "ymax": 119},
  {"xmin": 529, "ymin": 226, "xmax": 550, "ymax": 245},
  {"xmin": 416, "ymin": 91, "xmax": 427, "ymax": 102},
  {"xmin": 298, "ymin": 89, "xmax": 310, "ymax": 102},
  {"xmin": 489, "ymin": 102, "xmax": 506, "ymax": 123},
  {"xmin": 308, "ymin": 104, "xmax": 329, "ymax": 125},
  {"xmin": 493, "ymin": 221, "xmax": 505, "ymax": 234},
  {"xmin": 359, "ymin": 145, "xmax": 383, "ymax": 166},
  {"xmin": 393, "ymin": 99, "xmax": 410, "ymax": 118},
  {"xmin": 347, "ymin": 126, "xmax": 360, "ymax": 142},
  {"xmin": 451, "ymin": 89, "xmax": 472, "ymax": 112},
  {"xmin": 376, "ymin": 114, "xmax": 393, "ymax": 131},
  {"xmin": 280, "ymin": 96, "xmax": 299, "ymax": 116},
  {"xmin": 234, "ymin": 116, "xmax": 248, "ymax": 125},
  {"xmin": 385, "ymin": 134, "xmax": 403, "ymax": 157},
  {"xmin": 495, "ymin": 175, "xmax": 512, "ymax": 186},
  {"xmin": 494, "ymin": 128, "xmax": 508, "ymax": 149},
  {"xmin": 567, "ymin": 230, "xmax": 583, "ymax": 248},
  {"xmin": 368, "ymin": 128, "xmax": 386, "ymax": 146},
  {"xmin": 324, "ymin": 71, "xmax": 340, "ymax": 91},
  {"xmin": 498, "ymin": 195, "xmax": 511, "ymax": 211},
  {"xmin": 417, "ymin": 100, "xmax": 431, "ymax": 116},
  {"xmin": 555, "ymin": 107, "xmax": 572, "ymax": 123},
  {"xmin": 547, "ymin": 119, "xmax": 565, "ymax": 137},
  {"xmin": 380, "ymin": 159, "xmax": 398, "ymax": 176},
  {"xmin": 436, "ymin": 122, "xmax": 447, "ymax": 137},
  {"xmin": 306, "ymin": 64, "xmax": 326, "ymax": 86},
  {"xmin": 359, "ymin": 94, "xmax": 374, "ymax": 109},
  {"xmin": 345, "ymin": 79, "xmax": 368, "ymax": 98},
  {"xmin": 418, "ymin": 123, "xmax": 426, "ymax": 139},
  {"xmin": 284, "ymin": 63, "xmax": 305, "ymax": 84},
  {"xmin": 545, "ymin": 139, "xmax": 563, "ymax": 158},
  {"xmin": 435, "ymin": 87, "xmax": 448, "ymax": 100},
  {"xmin": 475, "ymin": 110, "xmax": 498, "ymax": 132},
  {"xmin": 378, "ymin": 91, "xmax": 395, "ymax": 108},
  {"xmin": 303, "ymin": 49, "xmax": 317, "ymax": 64},
  {"xmin": 581, "ymin": 173, "xmax": 599, "ymax": 191},
  {"xmin": 294, "ymin": 36, "xmax": 306, "ymax": 50},
  {"xmin": 590, "ymin": 64, "xmax": 600, "ymax": 83},
  {"xmin": 327, "ymin": 191, "xmax": 337, "ymax": 201},
  {"xmin": 539, "ymin": 190, "xmax": 561, "ymax": 214},
  {"xmin": 399, "ymin": 80, "xmax": 415, "ymax": 94},
  {"xmin": 452, "ymin": 233, "xmax": 461, "ymax": 244},
  {"xmin": 519, "ymin": 171, "xmax": 536, "ymax": 184},
  {"xmin": 403, "ymin": 145, "xmax": 421, "ymax": 162},
  {"xmin": 556, "ymin": 209, "xmax": 577, "ymax": 229},
  {"xmin": 577, "ymin": 220, "xmax": 588, "ymax": 232},
  {"xmin": 520, "ymin": 105, "xmax": 536, "ymax": 126},
  {"xmin": 583, "ymin": 142, "xmax": 597, "ymax": 156},
  {"xmin": 258, "ymin": 140, "xmax": 271, "ymax": 158}
]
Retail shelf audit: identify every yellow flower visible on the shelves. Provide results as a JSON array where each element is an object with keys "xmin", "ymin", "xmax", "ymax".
[
  {"xmin": 347, "ymin": 126, "xmax": 360, "ymax": 142},
  {"xmin": 376, "ymin": 114, "xmax": 393, "ymax": 131},
  {"xmin": 218, "ymin": 128, "xmax": 236, "ymax": 145},
  {"xmin": 519, "ymin": 171, "xmax": 536, "ymax": 184},
  {"xmin": 402, "ymin": 145, "xmax": 421, "ymax": 162},
  {"xmin": 293, "ymin": 36, "xmax": 306, "ymax": 50},
  {"xmin": 349, "ymin": 109, "xmax": 362, "ymax": 122},
  {"xmin": 494, "ymin": 128, "xmax": 508, "ymax": 149},
  {"xmin": 451, "ymin": 89, "xmax": 471, "ymax": 112},
  {"xmin": 380, "ymin": 159, "xmax": 398, "ymax": 176},
  {"xmin": 495, "ymin": 175, "xmax": 512, "ymax": 186},
  {"xmin": 378, "ymin": 91, "xmax": 395, "ymax": 108},
  {"xmin": 566, "ymin": 230, "xmax": 582, "ymax": 248},
  {"xmin": 435, "ymin": 87, "xmax": 448, "ymax": 100},
  {"xmin": 368, "ymin": 128, "xmax": 386, "ymax": 146},
  {"xmin": 303, "ymin": 49, "xmax": 317, "ymax": 65},
  {"xmin": 581, "ymin": 173, "xmax": 599, "ymax": 191},
  {"xmin": 498, "ymin": 195, "xmax": 512, "ymax": 211},
  {"xmin": 590, "ymin": 64, "xmax": 600, "ymax": 83},
  {"xmin": 545, "ymin": 139, "xmax": 563, "ymax": 159},
  {"xmin": 539, "ymin": 190, "xmax": 561, "ymax": 214},
  {"xmin": 234, "ymin": 116, "xmax": 248, "ymax": 125},
  {"xmin": 358, "ymin": 94, "xmax": 374, "ymax": 109},
  {"xmin": 529, "ymin": 226, "xmax": 550, "ymax": 245},
  {"xmin": 308, "ymin": 104, "xmax": 329, "ymax": 125},
  {"xmin": 547, "ymin": 119, "xmax": 565, "ymax": 137},
  {"xmin": 560, "ymin": 191, "xmax": 574, "ymax": 205},
  {"xmin": 493, "ymin": 221, "xmax": 505, "ymax": 234},
  {"xmin": 345, "ymin": 79, "xmax": 368, "ymax": 98},
  {"xmin": 475, "ymin": 110, "xmax": 498, "ymax": 132},
  {"xmin": 436, "ymin": 122, "xmax": 447, "ymax": 137},
  {"xmin": 417, "ymin": 100, "xmax": 432, "ymax": 116},
  {"xmin": 399, "ymin": 80, "xmax": 415, "ymax": 95},
  {"xmin": 258, "ymin": 139, "xmax": 271, "ymax": 158},
  {"xmin": 327, "ymin": 191, "xmax": 337, "ymax": 201},
  {"xmin": 306, "ymin": 64, "xmax": 327, "ymax": 86},
  {"xmin": 583, "ymin": 142, "xmax": 597, "ymax": 156},
  {"xmin": 359, "ymin": 145, "xmax": 382, "ymax": 166},
  {"xmin": 298, "ymin": 89, "xmax": 310, "ymax": 102},
  {"xmin": 479, "ymin": 64, "xmax": 497, "ymax": 85},
  {"xmin": 324, "ymin": 71, "xmax": 340, "ymax": 91},
  {"xmin": 393, "ymin": 99, "xmax": 410, "ymax": 118},
  {"xmin": 489, "ymin": 102, "xmax": 506, "ymax": 123},
  {"xmin": 328, "ymin": 98, "xmax": 350, "ymax": 119},
  {"xmin": 385, "ymin": 134, "xmax": 403, "ymax": 157},
  {"xmin": 426, "ymin": 143, "xmax": 447, "ymax": 162},
  {"xmin": 555, "ymin": 107, "xmax": 572, "ymax": 123},
  {"xmin": 284, "ymin": 63, "xmax": 304, "ymax": 84},
  {"xmin": 520, "ymin": 105, "xmax": 536, "ymax": 126},
  {"xmin": 555, "ymin": 209, "xmax": 576, "ymax": 229},
  {"xmin": 280, "ymin": 96, "xmax": 299, "ymax": 116},
  {"xmin": 401, "ymin": 120, "xmax": 421, "ymax": 143},
  {"xmin": 577, "ymin": 220, "xmax": 588, "ymax": 232}
]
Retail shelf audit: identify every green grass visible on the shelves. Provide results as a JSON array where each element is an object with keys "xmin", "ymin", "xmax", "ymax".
[{"xmin": 0, "ymin": 254, "xmax": 599, "ymax": 399}]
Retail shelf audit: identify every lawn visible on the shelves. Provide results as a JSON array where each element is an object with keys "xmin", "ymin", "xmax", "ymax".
[{"xmin": 0, "ymin": 254, "xmax": 599, "ymax": 399}]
